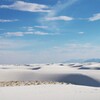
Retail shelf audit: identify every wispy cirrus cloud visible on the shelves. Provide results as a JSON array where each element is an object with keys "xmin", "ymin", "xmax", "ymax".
[
  {"xmin": 5, "ymin": 31, "xmax": 48, "ymax": 37},
  {"xmin": 35, "ymin": 26, "xmax": 48, "ymax": 29},
  {"xmin": 23, "ymin": 27, "xmax": 34, "ymax": 32},
  {"xmin": 47, "ymin": 0, "xmax": 79, "ymax": 17},
  {"xmin": 34, "ymin": 31, "xmax": 48, "ymax": 35},
  {"xmin": 78, "ymin": 32, "xmax": 84, "ymax": 35},
  {"xmin": 0, "ymin": 1, "xmax": 50, "ymax": 13},
  {"xmin": 0, "ymin": 19, "xmax": 18, "ymax": 22},
  {"xmin": 3, "ymin": 25, "xmax": 49, "ymax": 37},
  {"xmin": 23, "ymin": 26, "xmax": 48, "ymax": 31},
  {"xmin": 39, "ymin": 0, "xmax": 78, "ymax": 34},
  {"xmin": 6, "ymin": 32, "xmax": 25, "ymax": 37},
  {"xmin": 89, "ymin": 13, "xmax": 100, "ymax": 21},
  {"xmin": 43, "ymin": 0, "xmax": 78, "ymax": 21}
]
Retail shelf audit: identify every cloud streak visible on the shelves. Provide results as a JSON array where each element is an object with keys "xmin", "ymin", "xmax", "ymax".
[
  {"xmin": 0, "ymin": 19, "xmax": 18, "ymax": 22},
  {"xmin": 35, "ymin": 26, "xmax": 48, "ymax": 29},
  {"xmin": 46, "ymin": 16, "xmax": 73, "ymax": 21},
  {"xmin": 5, "ymin": 31, "xmax": 48, "ymax": 37},
  {"xmin": 48, "ymin": 0, "xmax": 79, "ymax": 17},
  {"xmin": 78, "ymin": 32, "xmax": 84, "ymax": 35}
]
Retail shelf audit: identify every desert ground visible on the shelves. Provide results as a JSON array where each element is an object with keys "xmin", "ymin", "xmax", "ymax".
[{"xmin": 0, "ymin": 62, "xmax": 100, "ymax": 100}]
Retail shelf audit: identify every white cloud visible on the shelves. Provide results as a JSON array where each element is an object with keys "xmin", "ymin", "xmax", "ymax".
[
  {"xmin": 64, "ymin": 43, "xmax": 93, "ymax": 49},
  {"xmin": 34, "ymin": 31, "xmax": 48, "ymax": 35},
  {"xmin": 5, "ymin": 31, "xmax": 48, "ymax": 37},
  {"xmin": 35, "ymin": 26, "xmax": 48, "ymax": 29},
  {"xmin": 0, "ymin": 1, "xmax": 50, "ymax": 13},
  {"xmin": 23, "ymin": 27, "xmax": 34, "ymax": 31},
  {"xmin": 6, "ymin": 32, "xmax": 24, "ymax": 37},
  {"xmin": 46, "ymin": 16, "xmax": 73, "ymax": 21},
  {"xmin": 27, "ymin": 27, "xmax": 34, "ymax": 31},
  {"xmin": 25, "ymin": 27, "xmax": 34, "ymax": 31},
  {"xmin": 89, "ymin": 13, "xmax": 100, "ymax": 21},
  {"xmin": 78, "ymin": 32, "xmax": 84, "ymax": 35},
  {"xmin": 0, "ymin": 19, "xmax": 18, "ymax": 22}
]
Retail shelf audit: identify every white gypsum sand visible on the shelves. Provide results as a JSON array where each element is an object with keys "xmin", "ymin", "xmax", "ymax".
[
  {"xmin": 0, "ymin": 84, "xmax": 100, "ymax": 100},
  {"xmin": 0, "ymin": 63, "xmax": 100, "ymax": 100},
  {"xmin": 0, "ymin": 63, "xmax": 100, "ymax": 87}
]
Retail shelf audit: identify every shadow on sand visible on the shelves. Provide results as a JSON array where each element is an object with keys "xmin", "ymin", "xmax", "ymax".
[
  {"xmin": 30, "ymin": 67, "xmax": 41, "ymax": 70},
  {"xmin": 79, "ymin": 67, "xmax": 100, "ymax": 70},
  {"xmin": 11, "ymin": 73, "xmax": 100, "ymax": 87},
  {"xmin": 56, "ymin": 74, "xmax": 100, "ymax": 87}
]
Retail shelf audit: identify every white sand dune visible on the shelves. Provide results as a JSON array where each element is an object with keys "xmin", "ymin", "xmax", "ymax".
[
  {"xmin": 0, "ymin": 63, "xmax": 100, "ymax": 100},
  {"xmin": 0, "ymin": 84, "xmax": 100, "ymax": 100},
  {"xmin": 0, "ymin": 63, "xmax": 100, "ymax": 87}
]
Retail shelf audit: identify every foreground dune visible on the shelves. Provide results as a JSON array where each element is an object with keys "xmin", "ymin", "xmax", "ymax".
[
  {"xmin": 0, "ymin": 84, "xmax": 100, "ymax": 100},
  {"xmin": 0, "ymin": 63, "xmax": 100, "ymax": 100}
]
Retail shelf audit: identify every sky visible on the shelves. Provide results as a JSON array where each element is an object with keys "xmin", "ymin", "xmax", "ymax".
[{"xmin": 0, "ymin": 0, "xmax": 100, "ymax": 64}]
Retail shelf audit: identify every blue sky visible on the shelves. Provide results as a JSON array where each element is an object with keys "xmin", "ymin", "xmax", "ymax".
[{"xmin": 0, "ymin": 0, "xmax": 100, "ymax": 64}]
